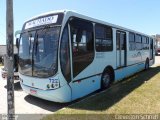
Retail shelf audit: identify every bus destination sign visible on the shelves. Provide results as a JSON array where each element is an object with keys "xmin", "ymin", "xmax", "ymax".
[{"xmin": 25, "ymin": 15, "xmax": 58, "ymax": 29}]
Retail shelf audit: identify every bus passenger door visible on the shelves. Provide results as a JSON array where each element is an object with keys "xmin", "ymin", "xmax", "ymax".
[
  {"xmin": 68, "ymin": 18, "xmax": 97, "ymax": 100},
  {"xmin": 116, "ymin": 31, "xmax": 126, "ymax": 68},
  {"xmin": 150, "ymin": 38, "xmax": 154, "ymax": 60}
]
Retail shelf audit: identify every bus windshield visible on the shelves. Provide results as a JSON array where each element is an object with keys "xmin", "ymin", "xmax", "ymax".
[{"xmin": 19, "ymin": 26, "xmax": 60, "ymax": 78}]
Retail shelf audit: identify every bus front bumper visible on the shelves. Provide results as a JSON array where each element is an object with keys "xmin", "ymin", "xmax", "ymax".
[{"xmin": 20, "ymin": 83, "xmax": 71, "ymax": 103}]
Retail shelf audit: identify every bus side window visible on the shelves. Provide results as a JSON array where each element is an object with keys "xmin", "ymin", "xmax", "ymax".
[
  {"xmin": 60, "ymin": 25, "xmax": 71, "ymax": 82},
  {"xmin": 95, "ymin": 24, "xmax": 113, "ymax": 52},
  {"xmin": 129, "ymin": 33, "xmax": 135, "ymax": 51},
  {"xmin": 135, "ymin": 34, "xmax": 142, "ymax": 50}
]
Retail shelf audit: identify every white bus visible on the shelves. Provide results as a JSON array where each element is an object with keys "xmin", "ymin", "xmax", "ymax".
[{"xmin": 18, "ymin": 10, "xmax": 155, "ymax": 103}]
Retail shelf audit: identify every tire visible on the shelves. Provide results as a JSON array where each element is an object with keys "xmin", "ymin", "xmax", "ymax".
[
  {"xmin": 145, "ymin": 59, "xmax": 149, "ymax": 70},
  {"xmin": 101, "ymin": 69, "xmax": 112, "ymax": 89}
]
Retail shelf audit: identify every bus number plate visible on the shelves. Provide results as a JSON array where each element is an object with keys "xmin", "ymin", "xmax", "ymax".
[{"xmin": 30, "ymin": 89, "xmax": 37, "ymax": 95}]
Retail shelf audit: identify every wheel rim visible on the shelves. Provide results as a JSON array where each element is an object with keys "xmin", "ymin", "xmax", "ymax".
[{"xmin": 102, "ymin": 73, "xmax": 110, "ymax": 88}]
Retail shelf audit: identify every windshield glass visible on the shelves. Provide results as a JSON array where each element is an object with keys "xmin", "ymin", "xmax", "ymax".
[{"xmin": 19, "ymin": 26, "xmax": 60, "ymax": 77}]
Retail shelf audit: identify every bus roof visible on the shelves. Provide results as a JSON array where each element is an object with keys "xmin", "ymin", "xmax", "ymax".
[
  {"xmin": 24, "ymin": 10, "xmax": 153, "ymax": 38},
  {"xmin": 25, "ymin": 10, "xmax": 71, "ymax": 22}
]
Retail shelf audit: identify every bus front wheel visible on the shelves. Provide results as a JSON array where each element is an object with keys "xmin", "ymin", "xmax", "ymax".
[{"xmin": 101, "ymin": 69, "xmax": 111, "ymax": 89}]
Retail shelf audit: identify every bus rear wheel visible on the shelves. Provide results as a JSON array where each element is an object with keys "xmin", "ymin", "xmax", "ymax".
[
  {"xmin": 145, "ymin": 59, "xmax": 149, "ymax": 70},
  {"xmin": 101, "ymin": 69, "xmax": 111, "ymax": 89}
]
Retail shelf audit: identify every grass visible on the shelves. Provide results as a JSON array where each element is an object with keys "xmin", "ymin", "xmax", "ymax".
[{"xmin": 42, "ymin": 65, "xmax": 160, "ymax": 120}]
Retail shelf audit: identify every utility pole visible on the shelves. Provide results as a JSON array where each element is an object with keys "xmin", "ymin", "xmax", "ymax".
[{"xmin": 6, "ymin": 0, "xmax": 15, "ymax": 120}]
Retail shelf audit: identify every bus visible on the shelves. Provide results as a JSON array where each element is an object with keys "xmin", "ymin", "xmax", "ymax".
[{"xmin": 17, "ymin": 10, "xmax": 155, "ymax": 103}]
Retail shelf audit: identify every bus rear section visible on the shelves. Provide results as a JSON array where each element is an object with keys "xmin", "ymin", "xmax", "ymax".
[{"xmin": 155, "ymin": 38, "xmax": 160, "ymax": 56}]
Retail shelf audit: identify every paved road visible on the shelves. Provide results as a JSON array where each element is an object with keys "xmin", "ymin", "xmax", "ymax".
[{"xmin": 0, "ymin": 56, "xmax": 159, "ymax": 115}]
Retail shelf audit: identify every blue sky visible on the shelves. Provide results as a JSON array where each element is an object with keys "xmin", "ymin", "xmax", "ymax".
[{"xmin": 0, "ymin": 0, "xmax": 160, "ymax": 45}]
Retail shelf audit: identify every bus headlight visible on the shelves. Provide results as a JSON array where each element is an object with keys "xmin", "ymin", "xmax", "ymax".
[
  {"xmin": 51, "ymin": 82, "xmax": 59, "ymax": 89},
  {"xmin": 47, "ymin": 78, "xmax": 60, "ymax": 89},
  {"xmin": 47, "ymin": 84, "xmax": 50, "ymax": 89},
  {"xmin": 51, "ymin": 83, "xmax": 59, "ymax": 88}
]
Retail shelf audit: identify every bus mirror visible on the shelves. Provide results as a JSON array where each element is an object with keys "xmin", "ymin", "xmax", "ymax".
[{"xmin": 16, "ymin": 38, "xmax": 19, "ymax": 49}]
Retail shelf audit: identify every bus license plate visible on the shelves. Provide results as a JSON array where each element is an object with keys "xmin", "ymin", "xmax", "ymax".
[{"xmin": 30, "ymin": 89, "xmax": 37, "ymax": 95}]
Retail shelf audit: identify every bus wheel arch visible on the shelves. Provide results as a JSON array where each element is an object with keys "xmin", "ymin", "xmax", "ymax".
[{"xmin": 101, "ymin": 66, "xmax": 115, "ymax": 89}]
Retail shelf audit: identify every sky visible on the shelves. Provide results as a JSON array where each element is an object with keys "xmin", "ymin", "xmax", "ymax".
[{"xmin": 0, "ymin": 0, "xmax": 160, "ymax": 45}]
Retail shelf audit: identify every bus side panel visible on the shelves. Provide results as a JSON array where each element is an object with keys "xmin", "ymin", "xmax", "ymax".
[
  {"xmin": 142, "ymin": 50, "xmax": 150, "ymax": 61},
  {"xmin": 72, "ymin": 52, "xmax": 116, "ymax": 84},
  {"xmin": 115, "ymin": 62, "xmax": 145, "ymax": 81},
  {"xmin": 127, "ymin": 51, "xmax": 142, "ymax": 65},
  {"xmin": 70, "ymin": 75, "xmax": 101, "ymax": 101},
  {"xmin": 94, "ymin": 52, "xmax": 116, "ymax": 74}
]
